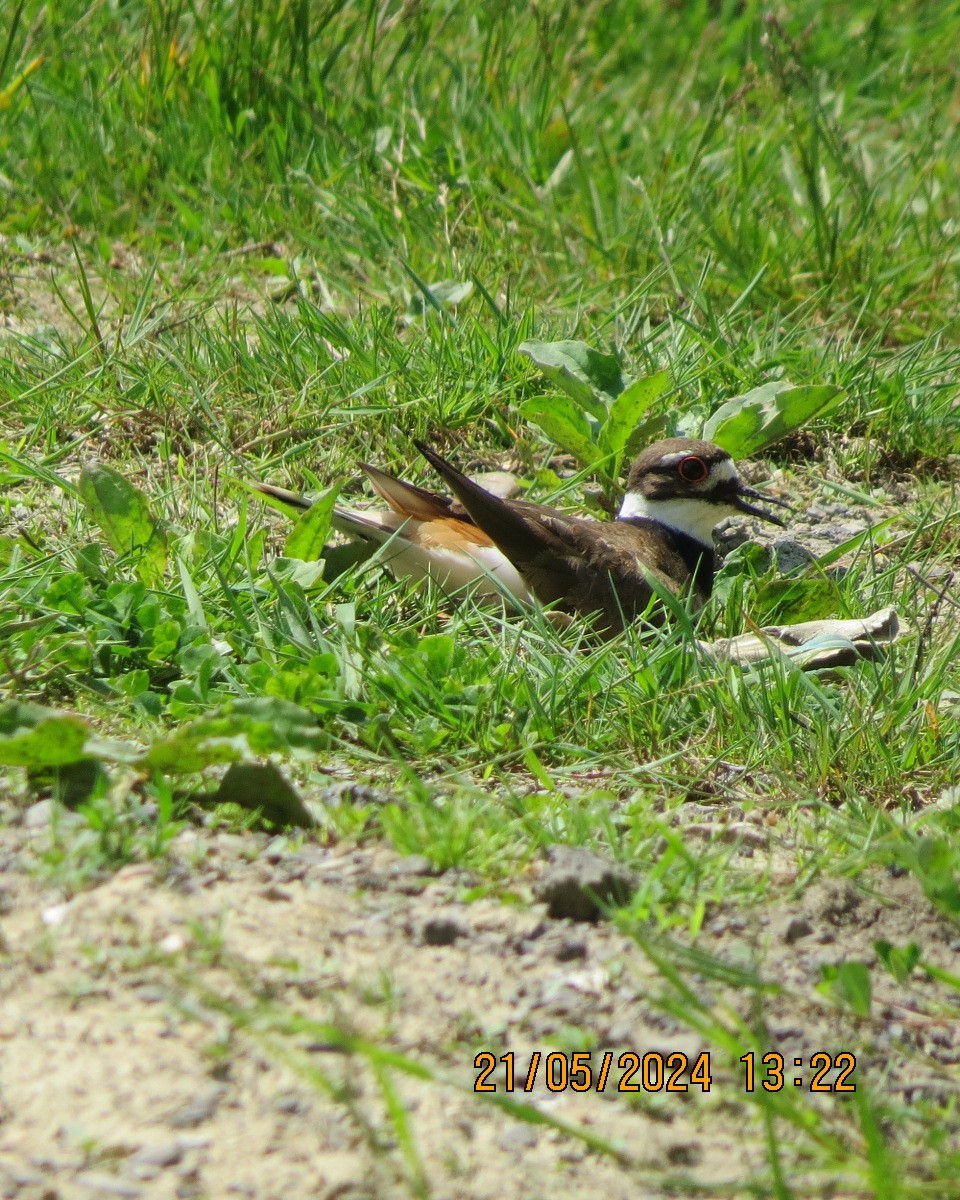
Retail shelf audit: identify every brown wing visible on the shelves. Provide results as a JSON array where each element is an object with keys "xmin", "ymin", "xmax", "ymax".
[
  {"xmin": 509, "ymin": 510, "xmax": 697, "ymax": 633},
  {"xmin": 414, "ymin": 440, "xmax": 700, "ymax": 634}
]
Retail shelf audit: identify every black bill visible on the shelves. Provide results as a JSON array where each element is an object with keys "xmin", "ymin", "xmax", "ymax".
[{"xmin": 732, "ymin": 483, "xmax": 792, "ymax": 527}]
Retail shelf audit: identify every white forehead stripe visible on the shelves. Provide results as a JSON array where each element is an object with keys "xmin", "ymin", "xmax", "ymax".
[{"xmin": 707, "ymin": 459, "xmax": 737, "ymax": 483}]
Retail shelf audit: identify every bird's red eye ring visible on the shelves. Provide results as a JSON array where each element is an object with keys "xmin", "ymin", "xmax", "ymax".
[{"xmin": 678, "ymin": 455, "xmax": 709, "ymax": 482}]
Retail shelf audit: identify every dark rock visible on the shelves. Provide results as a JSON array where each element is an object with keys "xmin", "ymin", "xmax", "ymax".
[
  {"xmin": 259, "ymin": 884, "xmax": 292, "ymax": 902},
  {"xmin": 818, "ymin": 882, "xmax": 862, "ymax": 924},
  {"xmin": 783, "ymin": 916, "xmax": 814, "ymax": 944},
  {"xmin": 555, "ymin": 937, "xmax": 588, "ymax": 962},
  {"xmin": 718, "ymin": 822, "xmax": 769, "ymax": 849},
  {"xmin": 666, "ymin": 1141, "xmax": 702, "ymax": 1167},
  {"xmin": 534, "ymin": 846, "xmax": 638, "ymax": 922},
  {"xmin": 422, "ymin": 914, "xmax": 467, "ymax": 946}
]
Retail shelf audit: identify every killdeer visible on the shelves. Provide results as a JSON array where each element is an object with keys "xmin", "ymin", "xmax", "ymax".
[
  {"xmin": 253, "ymin": 437, "xmax": 790, "ymax": 634},
  {"xmin": 414, "ymin": 436, "xmax": 791, "ymax": 634}
]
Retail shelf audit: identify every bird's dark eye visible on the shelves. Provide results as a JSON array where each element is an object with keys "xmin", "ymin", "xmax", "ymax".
[{"xmin": 678, "ymin": 455, "xmax": 709, "ymax": 482}]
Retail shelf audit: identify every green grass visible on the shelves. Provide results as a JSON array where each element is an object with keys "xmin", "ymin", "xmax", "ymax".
[{"xmin": 2, "ymin": 0, "xmax": 960, "ymax": 1195}]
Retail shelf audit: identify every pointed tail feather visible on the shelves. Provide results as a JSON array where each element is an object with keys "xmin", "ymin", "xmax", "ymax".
[
  {"xmin": 330, "ymin": 506, "xmax": 406, "ymax": 543},
  {"xmin": 252, "ymin": 483, "xmax": 405, "ymax": 546},
  {"xmin": 249, "ymin": 481, "xmax": 312, "ymax": 512}
]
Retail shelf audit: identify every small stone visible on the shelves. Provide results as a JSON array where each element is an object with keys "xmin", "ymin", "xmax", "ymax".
[
  {"xmin": 666, "ymin": 1142, "xmax": 702, "ymax": 1167},
  {"xmin": 784, "ymin": 916, "xmax": 814, "ymax": 944},
  {"xmin": 134, "ymin": 985, "xmax": 167, "ymax": 1004},
  {"xmin": 422, "ymin": 914, "xmax": 467, "ymax": 946},
  {"xmin": 718, "ymin": 822, "xmax": 769, "ymax": 849},
  {"xmin": 75, "ymin": 1173, "xmax": 144, "ymax": 1198},
  {"xmin": 554, "ymin": 937, "xmax": 588, "ymax": 962},
  {"xmin": 169, "ymin": 1086, "xmax": 227, "ymax": 1129},
  {"xmin": 132, "ymin": 1143, "xmax": 184, "ymax": 1168},
  {"xmin": 260, "ymin": 884, "xmax": 292, "ymax": 902},
  {"xmin": 274, "ymin": 1091, "xmax": 309, "ymax": 1115},
  {"xmin": 388, "ymin": 855, "xmax": 435, "ymax": 878},
  {"xmin": 496, "ymin": 1126, "xmax": 538, "ymax": 1152},
  {"xmin": 24, "ymin": 799, "xmax": 82, "ymax": 830},
  {"xmin": 534, "ymin": 846, "xmax": 638, "ymax": 922},
  {"xmin": 605, "ymin": 1022, "xmax": 634, "ymax": 1045},
  {"xmin": 41, "ymin": 902, "xmax": 70, "ymax": 927}
]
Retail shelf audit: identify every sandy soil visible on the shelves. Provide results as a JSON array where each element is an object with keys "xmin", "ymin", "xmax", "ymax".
[{"xmin": 1, "ymin": 808, "xmax": 958, "ymax": 1200}]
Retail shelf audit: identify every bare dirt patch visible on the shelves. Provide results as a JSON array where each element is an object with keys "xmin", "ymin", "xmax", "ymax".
[{"xmin": 1, "ymin": 813, "xmax": 957, "ymax": 1199}]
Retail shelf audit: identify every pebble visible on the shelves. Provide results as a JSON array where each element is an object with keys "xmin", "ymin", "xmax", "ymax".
[
  {"xmin": 131, "ymin": 1142, "xmax": 184, "ymax": 1168},
  {"xmin": 24, "ymin": 799, "xmax": 82, "ymax": 830},
  {"xmin": 496, "ymin": 1126, "xmax": 538, "ymax": 1152},
  {"xmin": 554, "ymin": 937, "xmax": 588, "ymax": 962},
  {"xmin": 260, "ymin": 884, "xmax": 292, "ymax": 902},
  {"xmin": 169, "ymin": 1085, "xmax": 227, "ymax": 1129},
  {"xmin": 422, "ymin": 914, "xmax": 467, "ymax": 946},
  {"xmin": 783, "ymin": 916, "xmax": 814, "ymax": 944},
  {"xmin": 666, "ymin": 1141, "xmax": 702, "ymax": 1167},
  {"xmin": 75, "ymin": 1172, "xmax": 144, "ymax": 1197},
  {"xmin": 533, "ymin": 846, "xmax": 638, "ymax": 923},
  {"xmin": 773, "ymin": 538, "xmax": 816, "ymax": 573},
  {"xmin": 718, "ymin": 823, "xmax": 769, "ymax": 849},
  {"xmin": 274, "ymin": 1091, "xmax": 310, "ymax": 1115}
]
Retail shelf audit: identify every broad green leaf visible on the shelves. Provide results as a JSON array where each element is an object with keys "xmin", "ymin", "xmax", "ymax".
[
  {"xmin": 322, "ymin": 540, "xmax": 376, "ymax": 578},
  {"xmin": 209, "ymin": 761, "xmax": 318, "ymax": 828},
  {"xmin": 820, "ymin": 961, "xmax": 872, "ymax": 1017},
  {"xmin": 915, "ymin": 837, "xmax": 960, "ymax": 917},
  {"xmin": 144, "ymin": 728, "xmax": 252, "ymax": 773},
  {"xmin": 79, "ymin": 461, "xmax": 168, "ymax": 586},
  {"xmin": 751, "ymin": 576, "xmax": 842, "ymax": 624},
  {"xmin": 270, "ymin": 558, "xmax": 327, "ymax": 589},
  {"xmin": 284, "ymin": 482, "xmax": 341, "ymax": 562},
  {"xmin": 519, "ymin": 339, "xmax": 623, "ymax": 411},
  {"xmin": 621, "ymin": 412, "xmax": 672, "ymax": 459},
  {"xmin": 874, "ymin": 940, "xmax": 921, "ymax": 984},
  {"xmin": 703, "ymin": 383, "xmax": 845, "ymax": 458},
  {"xmin": 0, "ymin": 701, "xmax": 91, "ymax": 767},
  {"xmin": 599, "ymin": 370, "xmax": 670, "ymax": 461},
  {"xmin": 520, "ymin": 396, "xmax": 603, "ymax": 469},
  {"xmin": 144, "ymin": 698, "xmax": 330, "ymax": 772}
]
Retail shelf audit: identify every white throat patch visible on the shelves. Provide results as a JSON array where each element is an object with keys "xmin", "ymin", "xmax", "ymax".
[{"xmin": 618, "ymin": 493, "xmax": 733, "ymax": 547}]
